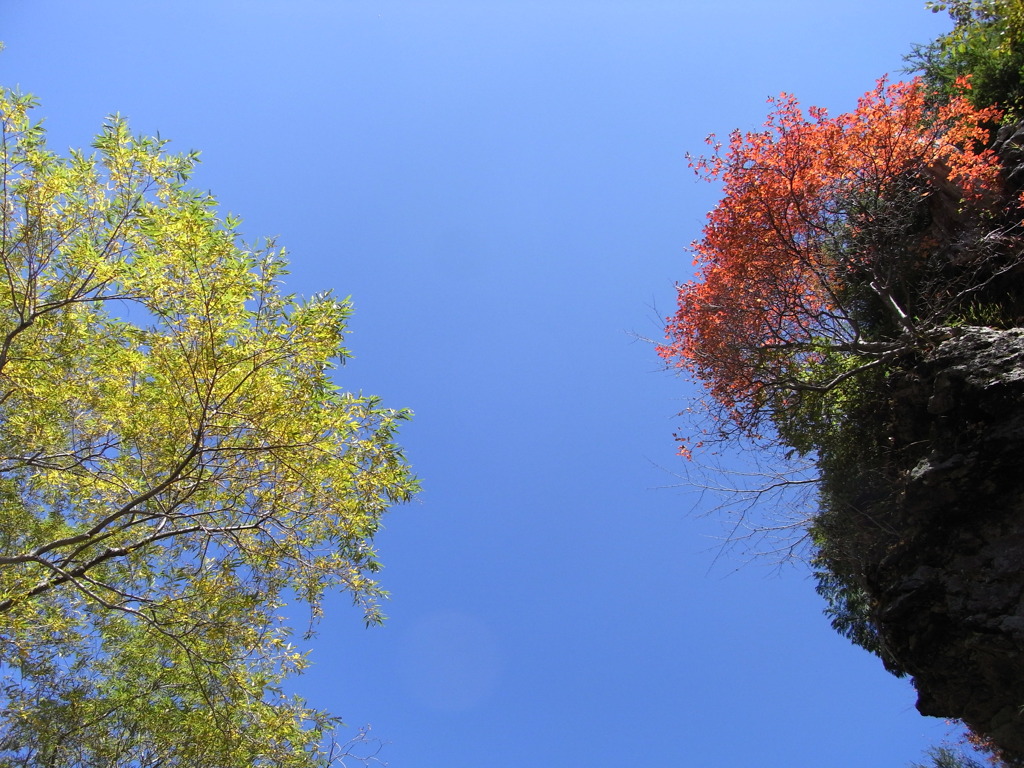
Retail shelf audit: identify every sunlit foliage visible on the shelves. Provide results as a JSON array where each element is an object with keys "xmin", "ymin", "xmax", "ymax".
[
  {"xmin": 0, "ymin": 88, "xmax": 417, "ymax": 767},
  {"xmin": 912, "ymin": 0, "xmax": 1024, "ymax": 116},
  {"xmin": 659, "ymin": 77, "xmax": 1006, "ymax": 455}
]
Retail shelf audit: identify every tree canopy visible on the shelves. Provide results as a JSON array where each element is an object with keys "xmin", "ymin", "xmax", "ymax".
[
  {"xmin": 0, "ymin": 87, "xmax": 417, "ymax": 766},
  {"xmin": 658, "ymin": 76, "xmax": 1011, "ymax": 456}
]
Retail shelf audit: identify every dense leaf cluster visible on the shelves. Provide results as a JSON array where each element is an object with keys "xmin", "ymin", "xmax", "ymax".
[
  {"xmin": 0, "ymin": 89, "xmax": 417, "ymax": 766},
  {"xmin": 912, "ymin": 0, "xmax": 1024, "ymax": 117},
  {"xmin": 659, "ymin": 77, "xmax": 1008, "ymax": 454}
]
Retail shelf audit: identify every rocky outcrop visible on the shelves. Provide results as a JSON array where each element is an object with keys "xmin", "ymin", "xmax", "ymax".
[{"xmin": 865, "ymin": 327, "xmax": 1024, "ymax": 758}]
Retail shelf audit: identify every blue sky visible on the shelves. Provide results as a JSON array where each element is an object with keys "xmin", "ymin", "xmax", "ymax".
[{"xmin": 5, "ymin": 2, "xmax": 958, "ymax": 766}]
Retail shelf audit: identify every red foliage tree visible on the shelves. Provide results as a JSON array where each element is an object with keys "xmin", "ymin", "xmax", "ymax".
[{"xmin": 659, "ymin": 77, "xmax": 1007, "ymax": 454}]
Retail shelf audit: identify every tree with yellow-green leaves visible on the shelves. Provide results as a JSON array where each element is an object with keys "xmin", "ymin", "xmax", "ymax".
[{"xmin": 0, "ymin": 87, "xmax": 417, "ymax": 767}]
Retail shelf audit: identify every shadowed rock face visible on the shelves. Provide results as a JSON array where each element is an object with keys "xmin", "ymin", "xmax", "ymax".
[{"xmin": 866, "ymin": 327, "xmax": 1024, "ymax": 758}]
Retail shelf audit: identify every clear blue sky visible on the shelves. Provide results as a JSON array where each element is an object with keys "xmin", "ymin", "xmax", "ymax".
[{"xmin": 5, "ymin": 2, "xmax": 958, "ymax": 766}]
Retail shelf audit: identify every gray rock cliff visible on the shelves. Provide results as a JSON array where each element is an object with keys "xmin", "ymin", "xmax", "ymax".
[{"xmin": 866, "ymin": 327, "xmax": 1024, "ymax": 758}]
